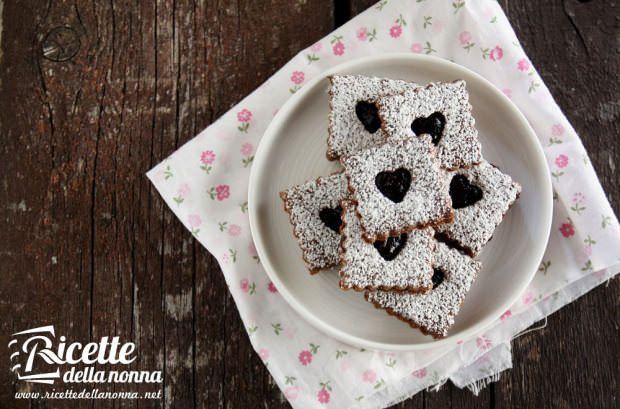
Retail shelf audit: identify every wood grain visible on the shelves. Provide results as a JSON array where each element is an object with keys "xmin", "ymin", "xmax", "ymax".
[
  {"xmin": 496, "ymin": 1, "xmax": 619, "ymax": 408},
  {"xmin": 0, "ymin": 1, "xmax": 617, "ymax": 408}
]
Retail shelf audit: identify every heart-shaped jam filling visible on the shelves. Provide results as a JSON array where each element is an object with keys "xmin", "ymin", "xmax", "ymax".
[
  {"xmin": 319, "ymin": 205, "xmax": 343, "ymax": 233},
  {"xmin": 375, "ymin": 168, "xmax": 411, "ymax": 203},
  {"xmin": 411, "ymin": 112, "xmax": 446, "ymax": 145},
  {"xmin": 449, "ymin": 174, "xmax": 483, "ymax": 209},
  {"xmin": 431, "ymin": 268, "xmax": 445, "ymax": 289},
  {"xmin": 373, "ymin": 233, "xmax": 408, "ymax": 261},
  {"xmin": 355, "ymin": 101, "xmax": 381, "ymax": 133}
]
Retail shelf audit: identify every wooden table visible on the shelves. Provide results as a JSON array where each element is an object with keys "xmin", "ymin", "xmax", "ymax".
[{"xmin": 1, "ymin": 1, "xmax": 617, "ymax": 408}]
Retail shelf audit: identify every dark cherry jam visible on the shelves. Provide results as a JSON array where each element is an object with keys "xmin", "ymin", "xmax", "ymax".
[
  {"xmin": 411, "ymin": 112, "xmax": 446, "ymax": 145},
  {"xmin": 319, "ymin": 205, "xmax": 343, "ymax": 233},
  {"xmin": 449, "ymin": 174, "xmax": 483, "ymax": 209},
  {"xmin": 355, "ymin": 101, "xmax": 381, "ymax": 133},
  {"xmin": 375, "ymin": 168, "xmax": 411, "ymax": 203},
  {"xmin": 374, "ymin": 233, "xmax": 408, "ymax": 261}
]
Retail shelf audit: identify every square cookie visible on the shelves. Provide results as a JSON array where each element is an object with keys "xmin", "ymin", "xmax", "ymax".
[
  {"xmin": 342, "ymin": 136, "xmax": 453, "ymax": 242},
  {"xmin": 365, "ymin": 241, "xmax": 481, "ymax": 338},
  {"xmin": 435, "ymin": 161, "xmax": 521, "ymax": 256},
  {"xmin": 377, "ymin": 80, "xmax": 482, "ymax": 170},
  {"xmin": 327, "ymin": 75, "xmax": 418, "ymax": 161},
  {"xmin": 339, "ymin": 200, "xmax": 435, "ymax": 293},
  {"xmin": 280, "ymin": 172, "xmax": 349, "ymax": 274}
]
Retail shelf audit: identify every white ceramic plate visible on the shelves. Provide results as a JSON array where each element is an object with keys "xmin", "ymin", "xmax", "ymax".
[{"xmin": 248, "ymin": 54, "xmax": 552, "ymax": 351}]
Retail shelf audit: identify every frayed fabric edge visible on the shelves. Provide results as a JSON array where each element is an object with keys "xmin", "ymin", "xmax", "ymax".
[
  {"xmin": 427, "ymin": 370, "xmax": 502, "ymax": 396},
  {"xmin": 464, "ymin": 372, "xmax": 503, "ymax": 396},
  {"xmin": 427, "ymin": 378, "xmax": 448, "ymax": 393}
]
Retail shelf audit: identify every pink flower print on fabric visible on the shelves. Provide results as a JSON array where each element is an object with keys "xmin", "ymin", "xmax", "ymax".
[
  {"xmin": 237, "ymin": 109, "xmax": 252, "ymax": 123},
  {"xmin": 331, "ymin": 35, "xmax": 346, "ymax": 56},
  {"xmin": 476, "ymin": 335, "xmax": 492, "ymax": 351},
  {"xmin": 177, "ymin": 183, "xmax": 190, "ymax": 198},
  {"xmin": 517, "ymin": 58, "xmax": 530, "ymax": 72},
  {"xmin": 572, "ymin": 192, "xmax": 585, "ymax": 204},
  {"xmin": 248, "ymin": 241, "xmax": 258, "ymax": 257},
  {"xmin": 357, "ymin": 27, "xmax": 368, "ymax": 41},
  {"xmin": 201, "ymin": 150, "xmax": 215, "ymax": 165},
  {"xmin": 500, "ymin": 310, "xmax": 512, "ymax": 321},
  {"xmin": 241, "ymin": 143, "xmax": 253, "ymax": 156},
  {"xmin": 412, "ymin": 368, "xmax": 427, "ymax": 379},
  {"xmin": 559, "ymin": 221, "xmax": 575, "ymax": 238},
  {"xmin": 490, "ymin": 46, "xmax": 503, "ymax": 61},
  {"xmin": 174, "ymin": 183, "xmax": 190, "ymax": 205},
  {"xmin": 390, "ymin": 14, "xmax": 406, "ymax": 38},
  {"xmin": 298, "ymin": 350, "xmax": 313, "ymax": 366},
  {"xmin": 411, "ymin": 42, "xmax": 423, "ymax": 53},
  {"xmin": 241, "ymin": 143, "xmax": 255, "ymax": 166},
  {"xmin": 291, "ymin": 71, "xmax": 305, "ymax": 85},
  {"xmin": 215, "ymin": 184, "xmax": 230, "ymax": 201},
  {"xmin": 188, "ymin": 214, "xmax": 202, "ymax": 236},
  {"xmin": 362, "ymin": 369, "xmax": 377, "ymax": 383},
  {"xmin": 459, "ymin": 31, "xmax": 475, "ymax": 51},
  {"xmin": 333, "ymin": 41, "xmax": 345, "ymax": 56},
  {"xmin": 285, "ymin": 386, "xmax": 300, "ymax": 400},
  {"xmin": 228, "ymin": 224, "xmax": 241, "ymax": 236},
  {"xmin": 459, "ymin": 31, "xmax": 472, "ymax": 45},
  {"xmin": 552, "ymin": 124, "xmax": 565, "ymax": 137},
  {"xmin": 237, "ymin": 109, "xmax": 252, "ymax": 132},
  {"xmin": 390, "ymin": 25, "xmax": 402, "ymax": 38},
  {"xmin": 555, "ymin": 154, "xmax": 569, "ymax": 168},
  {"xmin": 317, "ymin": 388, "xmax": 330, "ymax": 404},
  {"xmin": 258, "ymin": 348, "xmax": 270, "ymax": 361},
  {"xmin": 188, "ymin": 214, "xmax": 202, "ymax": 228},
  {"xmin": 240, "ymin": 279, "xmax": 250, "ymax": 293}
]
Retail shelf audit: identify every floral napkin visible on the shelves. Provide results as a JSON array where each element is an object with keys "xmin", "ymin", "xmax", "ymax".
[{"xmin": 147, "ymin": 1, "xmax": 620, "ymax": 408}]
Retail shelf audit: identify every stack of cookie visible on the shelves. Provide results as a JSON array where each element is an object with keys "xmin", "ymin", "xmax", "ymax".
[{"xmin": 280, "ymin": 75, "xmax": 521, "ymax": 339}]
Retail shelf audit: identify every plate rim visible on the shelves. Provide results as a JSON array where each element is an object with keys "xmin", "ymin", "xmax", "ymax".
[{"xmin": 248, "ymin": 53, "xmax": 553, "ymax": 351}]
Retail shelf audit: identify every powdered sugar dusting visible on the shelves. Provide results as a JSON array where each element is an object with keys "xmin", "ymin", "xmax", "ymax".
[
  {"xmin": 342, "ymin": 136, "xmax": 453, "ymax": 241},
  {"xmin": 327, "ymin": 75, "xmax": 418, "ymax": 160},
  {"xmin": 280, "ymin": 172, "xmax": 349, "ymax": 273},
  {"xmin": 436, "ymin": 161, "xmax": 521, "ymax": 256},
  {"xmin": 366, "ymin": 241, "xmax": 481, "ymax": 338},
  {"xmin": 339, "ymin": 201, "xmax": 434, "ymax": 292},
  {"xmin": 378, "ymin": 80, "xmax": 482, "ymax": 170}
]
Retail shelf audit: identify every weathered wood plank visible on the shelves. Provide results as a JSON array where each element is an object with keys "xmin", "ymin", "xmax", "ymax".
[
  {"xmin": 192, "ymin": 2, "xmax": 335, "ymax": 408},
  {"xmin": 0, "ymin": 0, "xmax": 334, "ymax": 408},
  {"xmin": 495, "ymin": 1, "xmax": 619, "ymax": 408},
  {"xmin": 0, "ymin": 1, "xmax": 111, "ymax": 407},
  {"xmin": 494, "ymin": 282, "xmax": 620, "ymax": 409}
]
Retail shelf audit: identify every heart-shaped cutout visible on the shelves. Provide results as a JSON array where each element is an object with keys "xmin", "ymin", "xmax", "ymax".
[
  {"xmin": 450, "ymin": 174, "xmax": 483, "ymax": 209},
  {"xmin": 375, "ymin": 168, "xmax": 411, "ymax": 203},
  {"xmin": 319, "ymin": 205, "xmax": 343, "ymax": 233},
  {"xmin": 431, "ymin": 268, "xmax": 445, "ymax": 289},
  {"xmin": 411, "ymin": 112, "xmax": 446, "ymax": 145},
  {"xmin": 355, "ymin": 101, "xmax": 381, "ymax": 133},
  {"xmin": 373, "ymin": 233, "xmax": 408, "ymax": 261}
]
